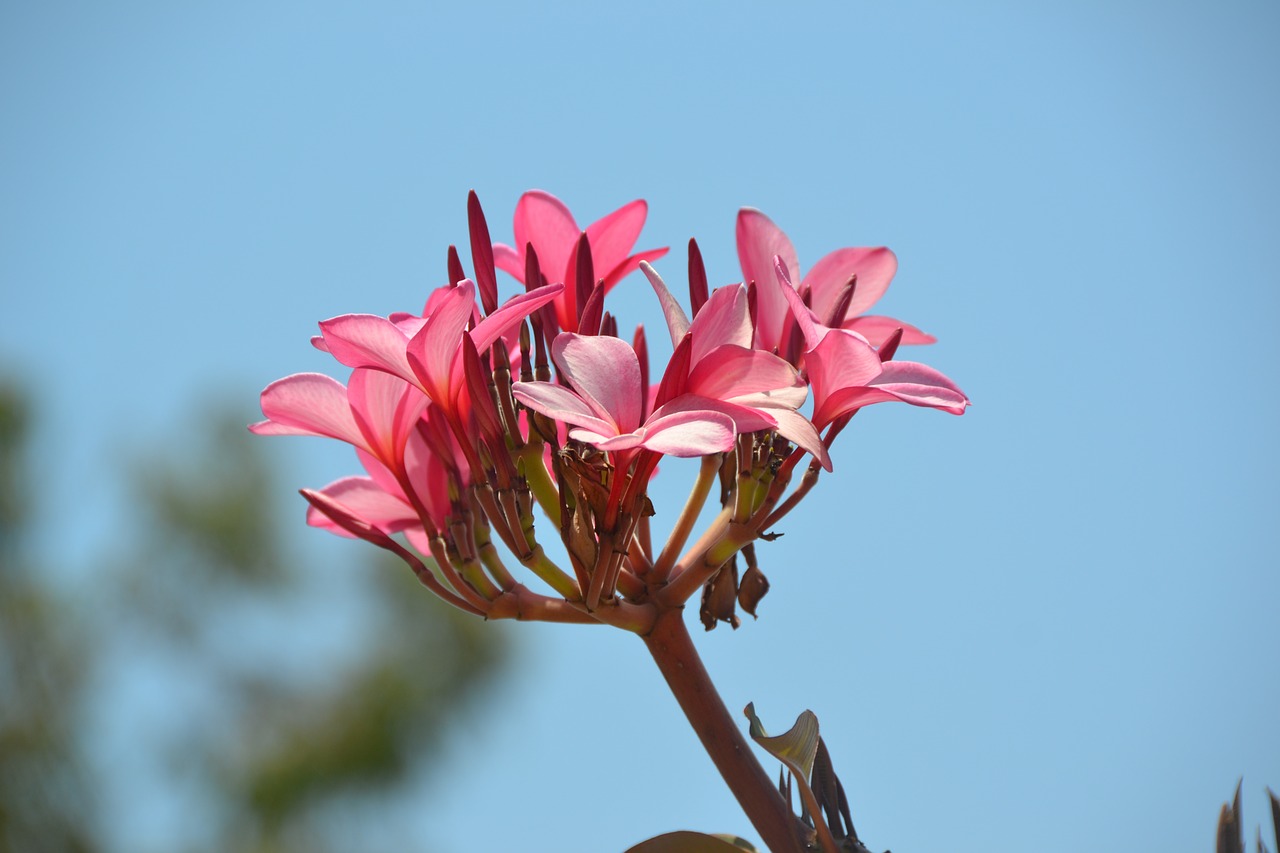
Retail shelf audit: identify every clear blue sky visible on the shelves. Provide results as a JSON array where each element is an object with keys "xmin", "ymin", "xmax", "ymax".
[{"xmin": 3, "ymin": 2, "xmax": 1277, "ymax": 851}]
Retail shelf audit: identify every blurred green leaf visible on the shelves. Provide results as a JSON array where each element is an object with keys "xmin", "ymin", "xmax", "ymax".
[{"xmin": 623, "ymin": 830, "xmax": 759, "ymax": 852}]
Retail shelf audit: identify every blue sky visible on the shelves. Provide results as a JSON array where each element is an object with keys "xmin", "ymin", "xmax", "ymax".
[{"xmin": 3, "ymin": 1, "xmax": 1278, "ymax": 851}]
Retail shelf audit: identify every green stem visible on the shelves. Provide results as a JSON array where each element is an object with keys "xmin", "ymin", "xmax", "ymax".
[
  {"xmin": 518, "ymin": 442, "xmax": 561, "ymax": 527},
  {"xmin": 642, "ymin": 608, "xmax": 805, "ymax": 852},
  {"xmin": 652, "ymin": 453, "xmax": 721, "ymax": 584}
]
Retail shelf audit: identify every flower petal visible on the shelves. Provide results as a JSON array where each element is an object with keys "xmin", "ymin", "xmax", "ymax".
[
  {"xmin": 513, "ymin": 190, "xmax": 579, "ymax": 285},
  {"xmin": 753, "ymin": 403, "xmax": 831, "ymax": 471},
  {"xmin": 813, "ymin": 359, "xmax": 969, "ymax": 425},
  {"xmin": 844, "ymin": 315, "xmax": 937, "ymax": 348},
  {"xmin": 772, "ymin": 259, "xmax": 824, "ymax": 351},
  {"xmin": 492, "ymin": 242, "xmax": 524, "ymax": 281},
  {"xmin": 584, "ymin": 198, "xmax": 648, "ymax": 278},
  {"xmin": 552, "ymin": 333, "xmax": 642, "ymax": 433},
  {"xmin": 640, "ymin": 261, "xmax": 690, "ymax": 348},
  {"xmin": 318, "ymin": 314, "xmax": 416, "ymax": 384},
  {"xmin": 687, "ymin": 345, "xmax": 802, "ymax": 400},
  {"xmin": 469, "ymin": 282, "xmax": 564, "ymax": 353},
  {"xmin": 304, "ymin": 476, "xmax": 417, "ymax": 538},
  {"xmin": 737, "ymin": 208, "xmax": 800, "ymax": 351},
  {"xmin": 638, "ymin": 407, "xmax": 736, "ymax": 457},
  {"xmin": 406, "ymin": 280, "xmax": 475, "ymax": 406},
  {"xmin": 512, "ymin": 380, "xmax": 617, "ymax": 439},
  {"xmin": 804, "ymin": 246, "xmax": 898, "ymax": 320},
  {"xmin": 250, "ymin": 373, "xmax": 368, "ymax": 451},
  {"xmin": 346, "ymin": 368, "xmax": 427, "ymax": 464},
  {"xmin": 689, "ymin": 284, "xmax": 751, "ymax": 362},
  {"xmin": 603, "ymin": 247, "xmax": 670, "ymax": 291}
]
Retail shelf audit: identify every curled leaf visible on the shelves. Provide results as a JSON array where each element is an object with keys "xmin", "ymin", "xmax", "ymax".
[{"xmin": 743, "ymin": 702, "xmax": 820, "ymax": 784}]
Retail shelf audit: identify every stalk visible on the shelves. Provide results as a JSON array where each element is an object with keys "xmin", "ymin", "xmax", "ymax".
[{"xmin": 642, "ymin": 607, "xmax": 805, "ymax": 852}]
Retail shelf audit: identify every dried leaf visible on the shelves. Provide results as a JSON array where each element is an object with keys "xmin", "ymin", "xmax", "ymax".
[
  {"xmin": 737, "ymin": 563, "xmax": 769, "ymax": 618},
  {"xmin": 700, "ymin": 562, "xmax": 740, "ymax": 631}
]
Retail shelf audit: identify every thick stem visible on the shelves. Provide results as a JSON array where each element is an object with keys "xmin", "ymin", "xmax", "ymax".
[{"xmin": 642, "ymin": 607, "xmax": 805, "ymax": 852}]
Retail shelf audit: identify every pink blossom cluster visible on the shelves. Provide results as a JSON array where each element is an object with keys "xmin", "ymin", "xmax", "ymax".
[{"xmin": 251, "ymin": 191, "xmax": 967, "ymax": 631}]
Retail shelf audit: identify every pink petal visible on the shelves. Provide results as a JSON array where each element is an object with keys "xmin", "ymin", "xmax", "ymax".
[
  {"xmin": 803, "ymin": 246, "xmax": 898, "ymax": 320},
  {"xmin": 346, "ymin": 368, "xmax": 427, "ymax": 464},
  {"xmin": 737, "ymin": 208, "xmax": 800, "ymax": 351},
  {"xmin": 552, "ymin": 333, "xmax": 642, "ymax": 433},
  {"xmin": 406, "ymin": 280, "xmax": 475, "ymax": 406},
  {"xmin": 250, "ymin": 373, "xmax": 368, "ymax": 450},
  {"xmin": 844, "ymin": 315, "xmax": 937, "ymax": 347},
  {"xmin": 751, "ymin": 403, "xmax": 831, "ymax": 471},
  {"xmin": 584, "ymin": 199, "xmax": 648, "ymax": 274},
  {"xmin": 773, "ymin": 260, "xmax": 825, "ymax": 351},
  {"xmin": 469, "ymin": 282, "xmax": 564, "ymax": 353},
  {"xmin": 304, "ymin": 476, "xmax": 417, "ymax": 538},
  {"xmin": 318, "ymin": 314, "xmax": 416, "ymax": 385},
  {"xmin": 603, "ymin": 247, "xmax": 670, "ymax": 291},
  {"xmin": 803, "ymin": 329, "xmax": 885, "ymax": 417},
  {"xmin": 402, "ymin": 427, "xmax": 455, "ymax": 530},
  {"xmin": 638, "ymin": 407, "xmax": 737, "ymax": 457},
  {"xmin": 664, "ymin": 395, "xmax": 778, "ymax": 439},
  {"xmin": 511, "ymin": 380, "xmax": 618, "ymax": 438},
  {"xmin": 812, "ymin": 360, "xmax": 969, "ymax": 426},
  {"xmin": 513, "ymin": 190, "xmax": 579, "ymax": 285},
  {"xmin": 687, "ymin": 345, "xmax": 802, "ymax": 400},
  {"xmin": 302, "ymin": 486, "xmax": 396, "ymax": 546},
  {"xmin": 583, "ymin": 430, "xmax": 645, "ymax": 452},
  {"xmin": 492, "ymin": 242, "xmax": 524, "ymax": 281},
  {"xmin": 689, "ymin": 284, "xmax": 752, "ymax": 363},
  {"xmin": 355, "ymin": 447, "xmax": 407, "ymax": 503},
  {"xmin": 640, "ymin": 261, "xmax": 691, "ymax": 348}
]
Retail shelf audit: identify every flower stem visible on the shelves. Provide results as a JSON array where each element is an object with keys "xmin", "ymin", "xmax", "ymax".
[
  {"xmin": 652, "ymin": 453, "xmax": 721, "ymax": 585},
  {"xmin": 642, "ymin": 607, "xmax": 805, "ymax": 853}
]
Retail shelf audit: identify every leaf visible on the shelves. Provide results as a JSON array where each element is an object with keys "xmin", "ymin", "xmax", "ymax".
[
  {"xmin": 623, "ymin": 830, "xmax": 759, "ymax": 853},
  {"xmin": 736, "ymin": 562, "xmax": 769, "ymax": 618},
  {"xmin": 744, "ymin": 702, "xmax": 820, "ymax": 783},
  {"xmin": 1270, "ymin": 786, "xmax": 1280, "ymax": 853}
]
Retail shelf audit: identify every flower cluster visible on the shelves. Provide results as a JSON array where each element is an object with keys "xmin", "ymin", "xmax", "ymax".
[{"xmin": 251, "ymin": 191, "xmax": 967, "ymax": 633}]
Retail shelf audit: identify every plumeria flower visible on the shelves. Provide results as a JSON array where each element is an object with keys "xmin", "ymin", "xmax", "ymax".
[
  {"xmin": 249, "ymin": 368, "xmax": 456, "ymax": 547},
  {"xmin": 512, "ymin": 333, "xmax": 737, "ymax": 457},
  {"xmin": 771, "ymin": 259, "xmax": 968, "ymax": 429},
  {"xmin": 737, "ymin": 208, "xmax": 935, "ymax": 353},
  {"xmin": 492, "ymin": 190, "xmax": 668, "ymax": 332},
  {"xmin": 315, "ymin": 279, "xmax": 561, "ymax": 429},
  {"xmin": 640, "ymin": 261, "xmax": 830, "ymax": 470}
]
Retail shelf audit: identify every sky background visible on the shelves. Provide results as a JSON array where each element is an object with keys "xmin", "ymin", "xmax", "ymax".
[{"xmin": 3, "ymin": 1, "xmax": 1278, "ymax": 851}]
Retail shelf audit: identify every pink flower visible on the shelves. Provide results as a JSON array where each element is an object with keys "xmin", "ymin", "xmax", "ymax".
[
  {"xmin": 512, "ymin": 333, "xmax": 737, "ymax": 457},
  {"xmin": 771, "ymin": 259, "xmax": 968, "ymax": 429},
  {"xmin": 317, "ymin": 279, "xmax": 562, "ymax": 423},
  {"xmin": 737, "ymin": 208, "xmax": 935, "ymax": 353},
  {"xmin": 493, "ymin": 190, "xmax": 668, "ymax": 332},
  {"xmin": 641, "ymin": 262, "xmax": 830, "ymax": 470},
  {"xmin": 249, "ymin": 368, "xmax": 456, "ymax": 546}
]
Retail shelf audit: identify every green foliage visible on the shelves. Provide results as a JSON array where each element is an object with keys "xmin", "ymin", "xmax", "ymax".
[
  {"xmin": 0, "ymin": 384, "xmax": 509, "ymax": 852},
  {"xmin": 0, "ymin": 383, "xmax": 96, "ymax": 853}
]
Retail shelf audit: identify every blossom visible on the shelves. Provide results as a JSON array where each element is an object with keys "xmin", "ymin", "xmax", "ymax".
[
  {"xmin": 249, "ymin": 368, "xmax": 455, "ymax": 546},
  {"xmin": 251, "ymin": 188, "xmax": 969, "ymax": 633},
  {"xmin": 737, "ymin": 208, "xmax": 935, "ymax": 353},
  {"xmin": 316, "ymin": 279, "xmax": 561, "ymax": 423},
  {"xmin": 771, "ymin": 259, "xmax": 968, "ymax": 428},
  {"xmin": 640, "ymin": 261, "xmax": 830, "ymax": 470},
  {"xmin": 493, "ymin": 190, "xmax": 668, "ymax": 332},
  {"xmin": 512, "ymin": 333, "xmax": 736, "ymax": 457}
]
